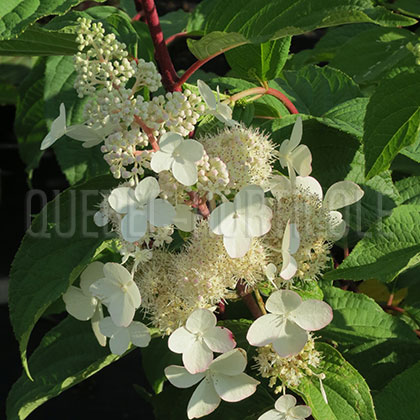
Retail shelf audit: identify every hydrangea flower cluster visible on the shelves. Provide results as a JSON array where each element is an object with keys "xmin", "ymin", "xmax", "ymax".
[{"xmin": 41, "ymin": 19, "xmax": 367, "ymax": 419}]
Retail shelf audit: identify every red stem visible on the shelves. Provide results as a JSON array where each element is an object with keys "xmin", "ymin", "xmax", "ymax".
[
  {"xmin": 187, "ymin": 191, "xmax": 210, "ymax": 218},
  {"xmin": 137, "ymin": 0, "xmax": 180, "ymax": 92},
  {"xmin": 166, "ymin": 31, "xmax": 189, "ymax": 46},
  {"xmin": 133, "ymin": 115, "xmax": 159, "ymax": 151},
  {"xmin": 236, "ymin": 280, "xmax": 263, "ymax": 319}
]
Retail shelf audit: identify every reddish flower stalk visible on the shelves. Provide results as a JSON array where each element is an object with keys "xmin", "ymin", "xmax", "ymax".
[
  {"xmin": 236, "ymin": 280, "xmax": 263, "ymax": 319},
  {"xmin": 133, "ymin": 115, "xmax": 159, "ymax": 151},
  {"xmin": 187, "ymin": 191, "xmax": 210, "ymax": 218},
  {"xmin": 166, "ymin": 31, "xmax": 189, "ymax": 46},
  {"xmin": 137, "ymin": 0, "xmax": 180, "ymax": 91}
]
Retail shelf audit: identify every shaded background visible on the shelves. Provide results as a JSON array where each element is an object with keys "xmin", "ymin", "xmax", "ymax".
[{"xmin": 1, "ymin": 0, "xmax": 322, "ymax": 418}]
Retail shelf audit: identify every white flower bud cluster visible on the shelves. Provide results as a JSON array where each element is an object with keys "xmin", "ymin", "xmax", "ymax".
[
  {"xmin": 254, "ymin": 335, "xmax": 322, "ymax": 391},
  {"xmin": 131, "ymin": 59, "xmax": 162, "ymax": 93}
]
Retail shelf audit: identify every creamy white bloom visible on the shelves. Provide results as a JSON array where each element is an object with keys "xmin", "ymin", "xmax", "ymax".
[
  {"xmin": 293, "ymin": 176, "xmax": 364, "ymax": 241},
  {"xmin": 209, "ymin": 185, "xmax": 272, "ymax": 258},
  {"xmin": 150, "ymin": 132, "xmax": 204, "ymax": 186},
  {"xmin": 66, "ymin": 119, "xmax": 116, "ymax": 148},
  {"xmin": 108, "ymin": 177, "xmax": 176, "ymax": 243},
  {"xmin": 278, "ymin": 117, "xmax": 312, "ymax": 183},
  {"xmin": 40, "ymin": 103, "xmax": 67, "ymax": 150},
  {"xmin": 168, "ymin": 308, "xmax": 236, "ymax": 374},
  {"xmin": 89, "ymin": 262, "xmax": 141, "ymax": 327},
  {"xmin": 197, "ymin": 79, "xmax": 237, "ymax": 127},
  {"xmin": 165, "ymin": 349, "xmax": 259, "ymax": 419},
  {"xmin": 258, "ymin": 394, "xmax": 311, "ymax": 420},
  {"xmin": 62, "ymin": 261, "xmax": 106, "ymax": 346},
  {"xmin": 280, "ymin": 220, "xmax": 300, "ymax": 281},
  {"xmin": 99, "ymin": 316, "xmax": 151, "ymax": 355},
  {"xmin": 247, "ymin": 290, "xmax": 333, "ymax": 357}
]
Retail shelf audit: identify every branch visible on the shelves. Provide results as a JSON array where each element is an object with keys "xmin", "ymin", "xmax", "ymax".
[
  {"xmin": 138, "ymin": 0, "xmax": 180, "ymax": 91},
  {"xmin": 133, "ymin": 115, "xmax": 159, "ymax": 151},
  {"xmin": 166, "ymin": 31, "xmax": 189, "ymax": 46},
  {"xmin": 236, "ymin": 280, "xmax": 263, "ymax": 319}
]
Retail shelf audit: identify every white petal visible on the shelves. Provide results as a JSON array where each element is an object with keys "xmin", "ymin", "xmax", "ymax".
[
  {"xmin": 187, "ymin": 376, "xmax": 220, "ymax": 419},
  {"xmin": 223, "ymin": 236, "xmax": 252, "ymax": 258},
  {"xmin": 121, "ymin": 209, "xmax": 148, "ymax": 242},
  {"xmin": 80, "ymin": 261, "xmax": 105, "ymax": 296},
  {"xmin": 128, "ymin": 321, "xmax": 151, "ymax": 348},
  {"xmin": 271, "ymin": 320, "xmax": 308, "ymax": 357},
  {"xmin": 126, "ymin": 281, "xmax": 142, "ymax": 309},
  {"xmin": 63, "ymin": 286, "xmax": 96, "ymax": 320},
  {"xmin": 89, "ymin": 278, "xmax": 120, "ymax": 304},
  {"xmin": 212, "ymin": 372, "xmax": 259, "ymax": 402},
  {"xmin": 289, "ymin": 405, "xmax": 312, "ymax": 419},
  {"xmin": 91, "ymin": 305, "xmax": 106, "ymax": 346},
  {"xmin": 328, "ymin": 210, "xmax": 346, "ymax": 241},
  {"xmin": 290, "ymin": 145, "xmax": 312, "ymax": 176},
  {"xmin": 215, "ymin": 103, "xmax": 233, "ymax": 124},
  {"xmin": 159, "ymin": 132, "xmax": 183, "ymax": 153},
  {"xmin": 282, "ymin": 221, "xmax": 300, "ymax": 254},
  {"xmin": 40, "ymin": 132, "xmax": 56, "ymax": 150},
  {"xmin": 280, "ymin": 251, "xmax": 298, "ymax": 281},
  {"xmin": 150, "ymin": 150, "xmax": 172, "ymax": 173},
  {"xmin": 208, "ymin": 202, "xmax": 236, "ymax": 236},
  {"xmin": 279, "ymin": 139, "xmax": 291, "ymax": 163},
  {"xmin": 108, "ymin": 292, "xmax": 135, "ymax": 327},
  {"xmin": 265, "ymin": 263, "xmax": 277, "ymax": 280},
  {"xmin": 41, "ymin": 103, "xmax": 67, "ymax": 150},
  {"xmin": 296, "ymin": 176, "xmax": 323, "ymax": 200},
  {"xmin": 168, "ymin": 327, "xmax": 196, "ymax": 353},
  {"xmin": 258, "ymin": 409, "xmax": 283, "ymax": 420},
  {"xmin": 290, "ymin": 299, "xmax": 333, "ymax": 331},
  {"xmin": 147, "ymin": 198, "xmax": 176, "ymax": 227},
  {"xmin": 234, "ymin": 185, "xmax": 265, "ymax": 214},
  {"xmin": 176, "ymin": 140, "xmax": 204, "ymax": 163},
  {"xmin": 198, "ymin": 79, "xmax": 217, "ymax": 110},
  {"xmin": 245, "ymin": 206, "xmax": 273, "ymax": 237},
  {"xmin": 324, "ymin": 180, "xmax": 364, "ymax": 210},
  {"xmin": 165, "ymin": 365, "xmax": 205, "ymax": 388},
  {"xmin": 66, "ymin": 124, "xmax": 100, "ymax": 142},
  {"xmin": 203, "ymin": 327, "xmax": 236, "ymax": 353},
  {"xmin": 109, "ymin": 326, "xmax": 131, "ymax": 355},
  {"xmin": 173, "ymin": 204, "xmax": 196, "ymax": 232},
  {"xmin": 103, "ymin": 262, "xmax": 132, "ymax": 286},
  {"xmin": 99, "ymin": 316, "xmax": 119, "ymax": 337},
  {"xmin": 246, "ymin": 313, "xmax": 284, "ymax": 347},
  {"xmin": 270, "ymin": 175, "xmax": 292, "ymax": 200},
  {"xmin": 274, "ymin": 394, "xmax": 297, "ymax": 413},
  {"xmin": 209, "ymin": 349, "xmax": 247, "ymax": 376},
  {"xmin": 265, "ymin": 290, "xmax": 302, "ymax": 315},
  {"xmin": 288, "ymin": 116, "xmax": 303, "ymax": 150},
  {"xmin": 172, "ymin": 160, "xmax": 198, "ymax": 186},
  {"xmin": 94, "ymin": 211, "xmax": 109, "ymax": 227},
  {"xmin": 108, "ymin": 187, "xmax": 137, "ymax": 214},
  {"xmin": 186, "ymin": 308, "xmax": 217, "ymax": 333},
  {"xmin": 183, "ymin": 339, "xmax": 214, "ymax": 374},
  {"xmin": 135, "ymin": 176, "xmax": 160, "ymax": 204}
]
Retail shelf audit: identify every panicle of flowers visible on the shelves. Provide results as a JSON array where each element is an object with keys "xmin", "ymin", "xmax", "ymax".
[{"xmin": 254, "ymin": 335, "xmax": 322, "ymax": 391}]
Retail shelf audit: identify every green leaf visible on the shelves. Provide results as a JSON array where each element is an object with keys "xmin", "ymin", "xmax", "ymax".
[
  {"xmin": 0, "ymin": 25, "xmax": 77, "ymax": 56},
  {"xmin": 374, "ymin": 361, "xmax": 420, "ymax": 420},
  {"xmin": 9, "ymin": 175, "xmax": 115, "ymax": 378},
  {"xmin": 0, "ymin": 83, "xmax": 17, "ymax": 105},
  {"xmin": 329, "ymin": 27, "xmax": 417, "ymax": 85},
  {"xmin": 6, "ymin": 317, "xmax": 120, "ymax": 420},
  {"xmin": 363, "ymin": 69, "xmax": 420, "ymax": 179},
  {"xmin": 160, "ymin": 9, "xmax": 190, "ymax": 39},
  {"xmin": 0, "ymin": 0, "xmax": 106, "ymax": 40},
  {"xmin": 44, "ymin": 55, "xmax": 109, "ymax": 185},
  {"xmin": 272, "ymin": 65, "xmax": 362, "ymax": 116},
  {"xmin": 395, "ymin": 176, "xmax": 420, "ymax": 205},
  {"xmin": 225, "ymin": 37, "xmax": 291, "ymax": 82},
  {"xmin": 15, "ymin": 58, "xmax": 47, "ymax": 173},
  {"xmin": 187, "ymin": 0, "xmax": 416, "ymax": 60},
  {"xmin": 296, "ymin": 342, "xmax": 376, "ymax": 420},
  {"xmin": 119, "ymin": 0, "xmax": 137, "ymax": 19},
  {"xmin": 400, "ymin": 132, "xmax": 420, "ymax": 163},
  {"xmin": 387, "ymin": 0, "xmax": 420, "ymax": 18},
  {"xmin": 324, "ymin": 205, "xmax": 420, "ymax": 283},
  {"xmin": 319, "ymin": 286, "xmax": 420, "ymax": 390},
  {"xmin": 0, "ymin": 56, "xmax": 34, "ymax": 85}
]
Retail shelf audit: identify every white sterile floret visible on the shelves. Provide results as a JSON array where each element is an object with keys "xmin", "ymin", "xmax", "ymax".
[
  {"xmin": 258, "ymin": 394, "xmax": 311, "ymax": 420},
  {"xmin": 294, "ymin": 176, "xmax": 364, "ymax": 241},
  {"xmin": 108, "ymin": 177, "xmax": 176, "ymax": 243},
  {"xmin": 168, "ymin": 308, "xmax": 236, "ymax": 374},
  {"xmin": 246, "ymin": 290, "xmax": 333, "ymax": 357},
  {"xmin": 278, "ymin": 117, "xmax": 312, "ymax": 183},
  {"xmin": 90, "ymin": 262, "xmax": 141, "ymax": 327},
  {"xmin": 173, "ymin": 204, "xmax": 196, "ymax": 232},
  {"xmin": 280, "ymin": 220, "xmax": 300, "ymax": 281},
  {"xmin": 66, "ymin": 119, "xmax": 116, "ymax": 148},
  {"xmin": 150, "ymin": 132, "xmax": 204, "ymax": 186},
  {"xmin": 209, "ymin": 185, "xmax": 272, "ymax": 258},
  {"xmin": 197, "ymin": 79, "xmax": 237, "ymax": 127},
  {"xmin": 40, "ymin": 103, "xmax": 67, "ymax": 150},
  {"xmin": 165, "ymin": 348, "xmax": 259, "ymax": 419},
  {"xmin": 62, "ymin": 261, "xmax": 106, "ymax": 346},
  {"xmin": 99, "ymin": 316, "xmax": 151, "ymax": 355},
  {"xmin": 94, "ymin": 209, "xmax": 109, "ymax": 227}
]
